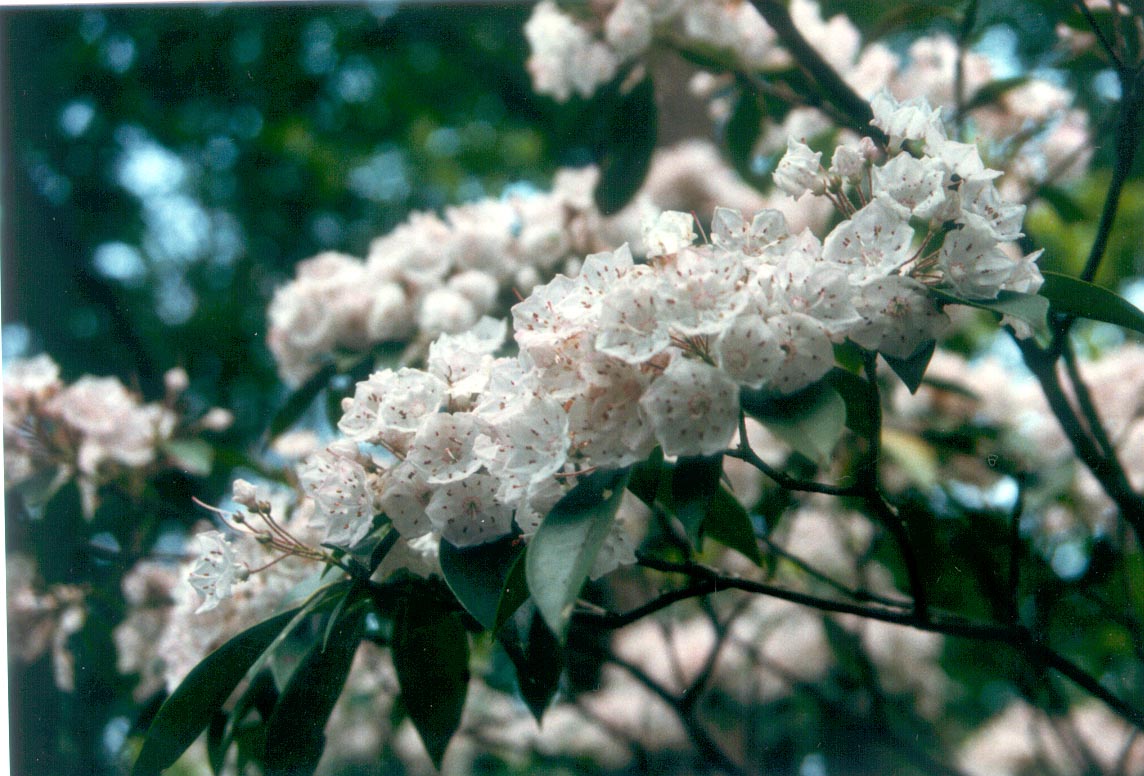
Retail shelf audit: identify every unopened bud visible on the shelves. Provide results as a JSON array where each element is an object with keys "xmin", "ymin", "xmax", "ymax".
[
  {"xmin": 164, "ymin": 367, "xmax": 189, "ymax": 395},
  {"xmin": 201, "ymin": 408, "xmax": 234, "ymax": 432}
]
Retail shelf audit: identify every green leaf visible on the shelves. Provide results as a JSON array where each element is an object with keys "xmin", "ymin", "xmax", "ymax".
[
  {"xmin": 594, "ymin": 74, "xmax": 658, "ymax": 215},
  {"xmin": 264, "ymin": 606, "xmax": 365, "ymax": 775},
  {"xmin": 268, "ymin": 362, "xmax": 336, "ymax": 440},
  {"xmin": 671, "ymin": 455, "xmax": 725, "ymax": 547},
  {"xmin": 627, "ymin": 446, "xmax": 665, "ymax": 507},
  {"xmin": 824, "ymin": 368, "xmax": 877, "ymax": 438},
  {"xmin": 702, "ymin": 486, "xmax": 762, "ymax": 565},
  {"xmin": 133, "ymin": 608, "xmax": 301, "ymax": 776},
  {"xmin": 930, "ymin": 288, "xmax": 1049, "ymax": 337},
  {"xmin": 392, "ymin": 598, "xmax": 470, "ymax": 769},
  {"xmin": 439, "ymin": 536, "xmax": 525, "ymax": 631},
  {"xmin": 494, "ymin": 549, "xmax": 530, "ymax": 633},
  {"xmin": 209, "ymin": 670, "xmax": 278, "ymax": 775},
  {"xmin": 497, "ymin": 602, "xmax": 563, "ymax": 722},
  {"xmin": 882, "ymin": 339, "xmax": 936, "ymax": 394},
  {"xmin": 1040, "ymin": 271, "xmax": 1144, "ymax": 335},
  {"xmin": 741, "ymin": 383, "xmax": 847, "ymax": 466},
  {"xmin": 162, "ymin": 439, "xmax": 214, "ymax": 476},
  {"xmin": 725, "ymin": 85, "xmax": 766, "ymax": 188},
  {"xmin": 526, "ymin": 468, "xmax": 631, "ymax": 639}
]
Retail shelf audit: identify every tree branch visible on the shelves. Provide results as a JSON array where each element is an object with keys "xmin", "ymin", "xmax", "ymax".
[{"xmin": 748, "ymin": 0, "xmax": 887, "ymax": 144}]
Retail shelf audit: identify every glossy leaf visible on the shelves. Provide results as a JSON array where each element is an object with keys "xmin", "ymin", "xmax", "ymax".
[
  {"xmin": 264, "ymin": 605, "xmax": 365, "ymax": 775},
  {"xmin": 702, "ymin": 486, "xmax": 762, "ymax": 565},
  {"xmin": 627, "ymin": 446, "xmax": 665, "ymax": 507},
  {"xmin": 392, "ymin": 598, "xmax": 470, "ymax": 769},
  {"xmin": 882, "ymin": 339, "xmax": 937, "ymax": 394},
  {"xmin": 494, "ymin": 549, "xmax": 530, "ymax": 633},
  {"xmin": 497, "ymin": 601, "xmax": 563, "ymax": 722},
  {"xmin": 742, "ymin": 383, "xmax": 847, "ymax": 466},
  {"xmin": 526, "ymin": 468, "xmax": 631, "ymax": 639},
  {"xmin": 930, "ymin": 288, "xmax": 1049, "ymax": 338},
  {"xmin": 132, "ymin": 608, "xmax": 301, "ymax": 776},
  {"xmin": 594, "ymin": 74, "xmax": 658, "ymax": 215},
  {"xmin": 1040, "ymin": 271, "xmax": 1144, "ymax": 335},
  {"xmin": 268, "ymin": 361, "xmax": 336, "ymax": 440},
  {"xmin": 440, "ymin": 536, "xmax": 525, "ymax": 631},
  {"xmin": 672, "ymin": 454, "xmax": 725, "ymax": 547},
  {"xmin": 824, "ymin": 368, "xmax": 877, "ymax": 438}
]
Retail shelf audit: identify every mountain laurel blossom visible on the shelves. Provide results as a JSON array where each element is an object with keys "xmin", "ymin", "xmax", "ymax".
[{"xmin": 189, "ymin": 92, "xmax": 1042, "ymax": 611}]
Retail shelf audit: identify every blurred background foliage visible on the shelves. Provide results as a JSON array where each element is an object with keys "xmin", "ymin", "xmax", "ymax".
[{"xmin": 4, "ymin": 2, "xmax": 1144, "ymax": 776}]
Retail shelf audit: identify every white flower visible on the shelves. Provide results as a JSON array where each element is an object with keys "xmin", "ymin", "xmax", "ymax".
[
  {"xmin": 596, "ymin": 271, "xmax": 672, "ymax": 364},
  {"xmin": 711, "ymin": 207, "xmax": 789, "ymax": 256},
  {"xmin": 337, "ymin": 369, "xmax": 448, "ymax": 449},
  {"xmin": 298, "ymin": 444, "xmax": 379, "ymax": 548},
  {"xmin": 937, "ymin": 215, "xmax": 1016, "ymax": 299},
  {"xmin": 605, "ymin": 0, "xmax": 653, "ymax": 60},
  {"xmin": 639, "ymin": 357, "xmax": 740, "ymax": 457},
  {"xmin": 871, "ymin": 153, "xmax": 948, "ymax": 221},
  {"xmin": 188, "ymin": 531, "xmax": 248, "ymax": 614},
  {"xmin": 769, "ymin": 313, "xmax": 835, "ymax": 394},
  {"xmin": 870, "ymin": 89, "xmax": 946, "ymax": 150},
  {"xmin": 642, "ymin": 210, "xmax": 697, "ymax": 257},
  {"xmin": 849, "ymin": 276, "xmax": 948, "ymax": 359},
  {"xmin": 773, "ymin": 138, "xmax": 826, "ymax": 199},
  {"xmin": 427, "ymin": 472, "xmax": 515, "ymax": 547},
  {"xmin": 524, "ymin": 0, "xmax": 619, "ymax": 102},
  {"xmin": 822, "ymin": 196, "xmax": 915, "ymax": 280},
  {"xmin": 379, "ymin": 462, "xmax": 434, "ymax": 538},
  {"xmin": 407, "ymin": 412, "xmax": 483, "ymax": 485},
  {"xmin": 716, "ymin": 313, "xmax": 783, "ymax": 390}
]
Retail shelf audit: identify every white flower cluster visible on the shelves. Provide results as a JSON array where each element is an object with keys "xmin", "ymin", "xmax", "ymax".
[
  {"xmin": 236, "ymin": 92, "xmax": 1043, "ymax": 576},
  {"xmin": 525, "ymin": 0, "xmax": 787, "ymax": 102},
  {"xmin": 268, "ymin": 169, "xmax": 605, "ymax": 385},
  {"xmin": 3, "ymin": 356, "xmax": 231, "ymax": 505},
  {"xmin": 527, "ymin": 0, "xmax": 1092, "ymax": 198},
  {"xmin": 267, "ymin": 141, "xmax": 789, "ymax": 386}
]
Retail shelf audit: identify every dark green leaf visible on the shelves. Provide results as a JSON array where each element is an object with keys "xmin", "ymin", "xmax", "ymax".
[
  {"xmin": 494, "ymin": 550, "xmax": 530, "ymax": 633},
  {"xmin": 930, "ymin": 288, "xmax": 1049, "ymax": 338},
  {"xmin": 1041, "ymin": 271, "xmax": 1144, "ymax": 335},
  {"xmin": 627, "ymin": 447, "xmax": 665, "ymax": 507},
  {"xmin": 133, "ymin": 608, "xmax": 301, "ymax": 776},
  {"xmin": 595, "ymin": 74, "xmax": 658, "ymax": 215},
  {"xmin": 210, "ymin": 670, "xmax": 278, "ymax": 775},
  {"xmin": 268, "ymin": 362, "xmax": 336, "ymax": 440},
  {"xmin": 702, "ymin": 486, "xmax": 762, "ymax": 565},
  {"xmin": 497, "ymin": 602, "xmax": 563, "ymax": 722},
  {"xmin": 726, "ymin": 85, "xmax": 766, "ymax": 188},
  {"xmin": 672, "ymin": 454, "xmax": 725, "ymax": 547},
  {"xmin": 393, "ymin": 599, "xmax": 470, "ymax": 769},
  {"xmin": 882, "ymin": 339, "xmax": 937, "ymax": 394},
  {"xmin": 526, "ymin": 468, "xmax": 632, "ymax": 639},
  {"xmin": 440, "ymin": 536, "xmax": 525, "ymax": 632},
  {"xmin": 742, "ymin": 383, "xmax": 847, "ymax": 465},
  {"xmin": 824, "ymin": 368, "xmax": 877, "ymax": 438},
  {"xmin": 264, "ymin": 605, "xmax": 365, "ymax": 775}
]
